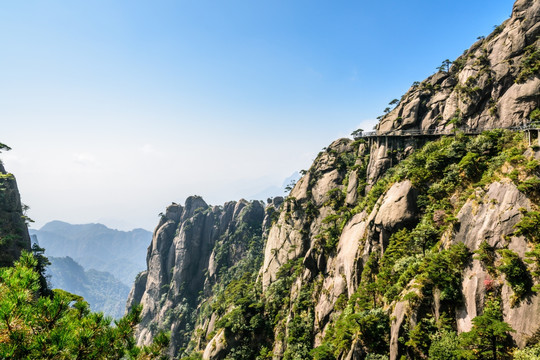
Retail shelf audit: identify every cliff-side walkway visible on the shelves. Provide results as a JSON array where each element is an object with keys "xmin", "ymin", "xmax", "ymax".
[{"xmin": 356, "ymin": 123, "xmax": 540, "ymax": 146}]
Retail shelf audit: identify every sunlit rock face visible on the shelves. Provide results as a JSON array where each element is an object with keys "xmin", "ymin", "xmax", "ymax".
[
  {"xmin": 368, "ymin": 0, "xmax": 540, "ymax": 186},
  {"xmin": 127, "ymin": 196, "xmax": 266, "ymax": 356},
  {"xmin": 128, "ymin": 1, "xmax": 540, "ymax": 358}
]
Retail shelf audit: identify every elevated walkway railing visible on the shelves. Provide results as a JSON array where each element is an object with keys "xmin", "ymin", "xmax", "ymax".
[{"xmin": 356, "ymin": 123, "xmax": 540, "ymax": 138}]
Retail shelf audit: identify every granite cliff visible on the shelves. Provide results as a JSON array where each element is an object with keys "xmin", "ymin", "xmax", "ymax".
[
  {"xmin": 127, "ymin": 196, "xmax": 276, "ymax": 356},
  {"xmin": 367, "ymin": 0, "xmax": 540, "ymax": 187},
  {"xmin": 0, "ymin": 153, "xmax": 31, "ymax": 267},
  {"xmin": 128, "ymin": 1, "xmax": 540, "ymax": 359}
]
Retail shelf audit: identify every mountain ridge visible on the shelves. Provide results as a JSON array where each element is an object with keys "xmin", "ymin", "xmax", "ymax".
[
  {"xmin": 30, "ymin": 220, "xmax": 151, "ymax": 286},
  {"xmin": 46, "ymin": 255, "xmax": 130, "ymax": 319},
  {"xmin": 128, "ymin": 1, "xmax": 540, "ymax": 359}
]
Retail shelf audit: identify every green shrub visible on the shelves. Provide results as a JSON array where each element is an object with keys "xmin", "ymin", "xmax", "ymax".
[
  {"xmin": 0, "ymin": 252, "xmax": 169, "ymax": 359},
  {"xmin": 311, "ymin": 344, "xmax": 336, "ymax": 360},
  {"xmin": 474, "ymin": 240, "xmax": 497, "ymax": 275},
  {"xmin": 514, "ymin": 343, "xmax": 540, "ymax": 360},
  {"xmin": 516, "ymin": 44, "xmax": 540, "ymax": 83},
  {"xmin": 458, "ymin": 298, "xmax": 514, "ymax": 360},
  {"xmin": 497, "ymin": 249, "xmax": 532, "ymax": 306},
  {"xmin": 428, "ymin": 330, "xmax": 460, "ymax": 360},
  {"xmin": 406, "ymin": 316, "xmax": 437, "ymax": 358},
  {"xmin": 514, "ymin": 210, "xmax": 540, "ymax": 243},
  {"xmin": 324, "ymin": 307, "xmax": 389, "ymax": 358}
]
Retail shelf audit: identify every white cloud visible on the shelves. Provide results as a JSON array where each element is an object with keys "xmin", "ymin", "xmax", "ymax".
[
  {"xmin": 73, "ymin": 152, "xmax": 99, "ymax": 167},
  {"xmin": 2, "ymin": 152, "xmax": 27, "ymax": 166},
  {"xmin": 140, "ymin": 143, "xmax": 163, "ymax": 157}
]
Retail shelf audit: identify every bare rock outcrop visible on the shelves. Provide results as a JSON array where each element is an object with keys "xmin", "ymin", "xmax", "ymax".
[
  {"xmin": 0, "ymin": 162, "xmax": 31, "ymax": 267},
  {"xmin": 367, "ymin": 0, "xmax": 540, "ymax": 186},
  {"xmin": 127, "ymin": 2, "xmax": 540, "ymax": 359},
  {"xmin": 453, "ymin": 181, "xmax": 540, "ymax": 347},
  {"xmin": 127, "ymin": 196, "xmax": 265, "ymax": 356}
]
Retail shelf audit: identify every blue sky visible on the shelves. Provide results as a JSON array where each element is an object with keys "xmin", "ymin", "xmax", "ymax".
[{"xmin": 1, "ymin": 0, "xmax": 512, "ymax": 230}]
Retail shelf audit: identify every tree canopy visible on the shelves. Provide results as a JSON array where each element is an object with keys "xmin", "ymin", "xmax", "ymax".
[{"xmin": 0, "ymin": 251, "xmax": 170, "ymax": 359}]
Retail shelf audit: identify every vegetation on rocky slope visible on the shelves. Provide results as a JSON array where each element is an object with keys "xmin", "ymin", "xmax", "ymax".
[
  {"xmin": 0, "ymin": 145, "xmax": 32, "ymax": 268},
  {"xmin": 174, "ymin": 129, "xmax": 539, "ymax": 360},
  {"xmin": 125, "ymin": 1, "xmax": 540, "ymax": 358},
  {"xmin": 0, "ymin": 252, "xmax": 171, "ymax": 359}
]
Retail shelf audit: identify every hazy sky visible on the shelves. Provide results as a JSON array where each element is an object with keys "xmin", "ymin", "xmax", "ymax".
[{"xmin": 1, "ymin": 0, "xmax": 512, "ymax": 231}]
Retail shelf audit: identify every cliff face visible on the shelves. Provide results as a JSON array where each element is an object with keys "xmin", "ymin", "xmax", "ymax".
[
  {"xmin": 126, "ymin": 196, "xmax": 270, "ymax": 356},
  {"xmin": 129, "ymin": 1, "xmax": 540, "ymax": 359},
  {"xmin": 367, "ymin": 0, "xmax": 540, "ymax": 187},
  {"xmin": 0, "ymin": 161, "xmax": 31, "ymax": 267}
]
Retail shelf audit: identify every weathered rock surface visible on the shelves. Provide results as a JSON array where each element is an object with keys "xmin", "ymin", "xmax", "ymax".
[
  {"xmin": 453, "ymin": 181, "xmax": 540, "ymax": 348},
  {"xmin": 367, "ymin": 0, "xmax": 540, "ymax": 186},
  {"xmin": 128, "ymin": 1, "xmax": 540, "ymax": 359},
  {"xmin": 0, "ymin": 162, "xmax": 31, "ymax": 267},
  {"xmin": 453, "ymin": 181, "xmax": 531, "ymax": 251},
  {"xmin": 261, "ymin": 138, "xmax": 358, "ymax": 289},
  {"xmin": 127, "ymin": 196, "xmax": 265, "ymax": 356},
  {"xmin": 372, "ymin": 180, "xmax": 418, "ymax": 252}
]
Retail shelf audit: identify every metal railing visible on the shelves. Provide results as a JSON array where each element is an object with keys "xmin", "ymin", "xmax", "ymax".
[{"xmin": 355, "ymin": 123, "xmax": 540, "ymax": 138}]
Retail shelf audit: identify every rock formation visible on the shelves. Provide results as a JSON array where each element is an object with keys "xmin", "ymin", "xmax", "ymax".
[
  {"xmin": 128, "ymin": 1, "xmax": 540, "ymax": 359},
  {"xmin": 127, "ymin": 196, "xmax": 267, "ymax": 356},
  {"xmin": 0, "ymin": 161, "xmax": 31, "ymax": 267},
  {"xmin": 367, "ymin": 0, "xmax": 540, "ymax": 187}
]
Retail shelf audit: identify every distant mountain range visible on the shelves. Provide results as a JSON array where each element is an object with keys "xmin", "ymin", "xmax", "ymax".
[
  {"xmin": 29, "ymin": 221, "xmax": 152, "ymax": 319},
  {"xmin": 30, "ymin": 220, "xmax": 151, "ymax": 287},
  {"xmin": 47, "ymin": 256, "xmax": 130, "ymax": 319}
]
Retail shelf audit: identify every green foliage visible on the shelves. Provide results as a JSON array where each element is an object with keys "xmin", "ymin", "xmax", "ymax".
[
  {"xmin": 437, "ymin": 59, "xmax": 452, "ymax": 72},
  {"xmin": 351, "ymin": 128, "xmax": 364, "ymax": 140},
  {"xmin": 212, "ymin": 273, "xmax": 270, "ymax": 360},
  {"xmin": 474, "ymin": 240, "xmax": 497, "ymax": 275},
  {"xmin": 0, "ymin": 142, "xmax": 11, "ymax": 154},
  {"xmin": 530, "ymin": 108, "xmax": 540, "ymax": 123},
  {"xmin": 365, "ymin": 354, "xmax": 389, "ymax": 360},
  {"xmin": 516, "ymin": 43, "xmax": 540, "ymax": 83},
  {"xmin": 513, "ymin": 343, "xmax": 540, "ymax": 360},
  {"xmin": 323, "ymin": 307, "xmax": 389, "ymax": 358},
  {"xmin": 517, "ymin": 177, "xmax": 540, "ymax": 195},
  {"xmin": 356, "ymin": 251, "xmax": 380, "ymax": 309},
  {"xmin": 428, "ymin": 330, "xmax": 460, "ymax": 360},
  {"xmin": 265, "ymin": 259, "xmax": 303, "ymax": 326},
  {"xmin": 525, "ymin": 245, "xmax": 540, "ymax": 291},
  {"xmin": 497, "ymin": 249, "xmax": 532, "ymax": 305},
  {"xmin": 318, "ymin": 214, "xmax": 342, "ymax": 253},
  {"xmin": 212, "ymin": 219, "xmax": 265, "ymax": 289},
  {"xmin": 0, "ymin": 252, "xmax": 169, "ymax": 359},
  {"xmin": 417, "ymin": 243, "xmax": 470, "ymax": 304},
  {"xmin": 311, "ymin": 343, "xmax": 335, "ymax": 360},
  {"xmin": 390, "ymin": 130, "xmax": 518, "ymax": 192},
  {"xmin": 458, "ymin": 297, "xmax": 514, "ymax": 360},
  {"xmin": 358, "ymin": 174, "xmax": 394, "ymax": 213},
  {"xmin": 406, "ymin": 316, "xmax": 438, "ymax": 358},
  {"xmin": 283, "ymin": 284, "xmax": 315, "ymax": 360},
  {"xmin": 514, "ymin": 210, "xmax": 540, "ymax": 243}
]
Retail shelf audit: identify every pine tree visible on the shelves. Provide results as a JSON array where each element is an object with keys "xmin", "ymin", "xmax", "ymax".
[
  {"xmin": 0, "ymin": 252, "xmax": 170, "ymax": 359},
  {"xmin": 458, "ymin": 298, "xmax": 514, "ymax": 360}
]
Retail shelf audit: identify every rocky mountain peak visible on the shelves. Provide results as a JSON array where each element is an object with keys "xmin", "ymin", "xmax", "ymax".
[
  {"xmin": 127, "ymin": 197, "xmax": 268, "ymax": 356},
  {"xmin": 127, "ymin": 1, "xmax": 539, "ymax": 358}
]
